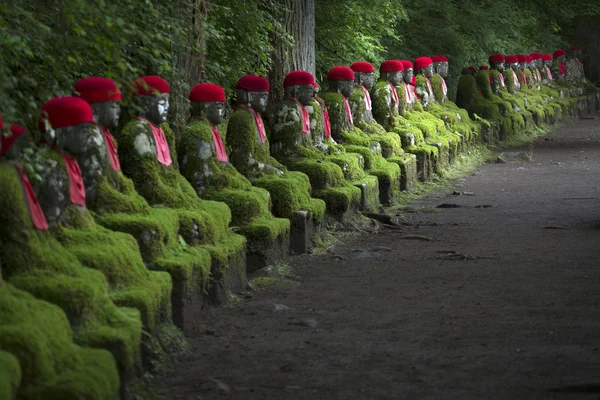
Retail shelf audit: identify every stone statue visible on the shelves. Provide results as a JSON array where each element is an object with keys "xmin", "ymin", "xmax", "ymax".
[
  {"xmin": 488, "ymin": 53, "xmax": 507, "ymax": 95},
  {"xmin": 503, "ymin": 55, "xmax": 521, "ymax": 94},
  {"xmin": 118, "ymin": 76, "xmax": 249, "ymax": 309},
  {"xmin": 413, "ymin": 57, "xmax": 435, "ymax": 106},
  {"xmin": 323, "ymin": 65, "xmax": 403, "ymax": 207},
  {"xmin": 552, "ymin": 49, "xmax": 567, "ymax": 81},
  {"xmin": 226, "ymin": 74, "xmax": 326, "ymax": 226},
  {"xmin": 178, "ymin": 82, "xmax": 292, "ymax": 265}
]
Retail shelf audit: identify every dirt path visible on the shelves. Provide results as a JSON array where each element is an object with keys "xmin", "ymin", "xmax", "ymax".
[{"xmin": 154, "ymin": 117, "xmax": 600, "ymax": 400}]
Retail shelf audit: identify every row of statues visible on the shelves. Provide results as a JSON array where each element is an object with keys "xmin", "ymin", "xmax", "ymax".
[{"xmin": 1, "ymin": 46, "xmax": 597, "ymax": 399}]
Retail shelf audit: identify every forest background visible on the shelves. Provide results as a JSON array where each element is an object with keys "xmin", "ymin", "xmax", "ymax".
[{"xmin": 2, "ymin": 0, "xmax": 600, "ymax": 134}]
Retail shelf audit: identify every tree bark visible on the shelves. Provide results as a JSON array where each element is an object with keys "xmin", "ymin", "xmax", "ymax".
[
  {"xmin": 268, "ymin": 0, "xmax": 316, "ymax": 118},
  {"xmin": 576, "ymin": 16, "xmax": 600, "ymax": 84}
]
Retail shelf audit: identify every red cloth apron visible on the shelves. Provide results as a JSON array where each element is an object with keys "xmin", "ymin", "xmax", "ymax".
[
  {"xmin": 99, "ymin": 126, "xmax": 120, "ymax": 171},
  {"xmin": 287, "ymin": 97, "xmax": 311, "ymax": 135},
  {"xmin": 14, "ymin": 161, "xmax": 48, "ymax": 230},
  {"xmin": 238, "ymin": 105, "xmax": 267, "ymax": 144},
  {"xmin": 53, "ymin": 147, "xmax": 86, "ymax": 206},
  {"xmin": 192, "ymin": 116, "xmax": 228, "ymax": 162},
  {"xmin": 135, "ymin": 116, "xmax": 172, "ymax": 166}
]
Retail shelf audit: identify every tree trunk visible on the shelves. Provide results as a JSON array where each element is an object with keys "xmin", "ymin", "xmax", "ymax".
[
  {"xmin": 268, "ymin": 0, "xmax": 316, "ymax": 118},
  {"xmin": 576, "ymin": 16, "xmax": 600, "ymax": 84}
]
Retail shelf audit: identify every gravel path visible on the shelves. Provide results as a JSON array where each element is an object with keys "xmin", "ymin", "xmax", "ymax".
[{"xmin": 155, "ymin": 116, "xmax": 600, "ymax": 400}]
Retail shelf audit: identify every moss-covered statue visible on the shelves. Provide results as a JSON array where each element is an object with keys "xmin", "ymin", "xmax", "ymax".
[
  {"xmin": 430, "ymin": 55, "xmax": 482, "ymax": 147},
  {"xmin": 486, "ymin": 53, "xmax": 527, "ymax": 133},
  {"xmin": 349, "ymin": 61, "xmax": 417, "ymax": 191},
  {"xmin": 72, "ymin": 77, "xmax": 222, "ymax": 332},
  {"xmin": 568, "ymin": 45, "xmax": 600, "ymax": 111},
  {"xmin": 412, "ymin": 57, "xmax": 463, "ymax": 168},
  {"xmin": 503, "ymin": 54, "xmax": 545, "ymax": 126},
  {"xmin": 269, "ymin": 70, "xmax": 362, "ymax": 218},
  {"xmin": 323, "ymin": 65, "xmax": 404, "ymax": 207},
  {"xmin": 370, "ymin": 60, "xmax": 434, "ymax": 182},
  {"xmin": 178, "ymin": 82, "xmax": 290, "ymax": 267},
  {"xmin": 117, "ymin": 76, "xmax": 247, "ymax": 307},
  {"xmin": 225, "ymin": 74, "xmax": 326, "ymax": 228},
  {"xmin": 536, "ymin": 53, "xmax": 574, "ymax": 119},
  {"xmin": 0, "ymin": 115, "xmax": 142, "ymax": 391}
]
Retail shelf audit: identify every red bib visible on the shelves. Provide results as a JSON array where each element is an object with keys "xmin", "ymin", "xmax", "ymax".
[
  {"xmin": 439, "ymin": 75, "xmax": 448, "ymax": 96},
  {"xmin": 238, "ymin": 105, "xmax": 267, "ymax": 143},
  {"xmin": 386, "ymin": 82, "xmax": 399, "ymax": 107},
  {"xmin": 54, "ymin": 148, "xmax": 86, "ymax": 206},
  {"xmin": 14, "ymin": 161, "xmax": 48, "ymax": 230},
  {"xmin": 99, "ymin": 126, "xmax": 120, "ymax": 171},
  {"xmin": 342, "ymin": 96, "xmax": 353, "ymax": 125},
  {"xmin": 316, "ymin": 97, "xmax": 332, "ymax": 138},
  {"xmin": 136, "ymin": 116, "xmax": 172, "ymax": 166},
  {"xmin": 191, "ymin": 116, "xmax": 228, "ymax": 162},
  {"xmin": 288, "ymin": 97, "xmax": 311, "ymax": 135},
  {"xmin": 546, "ymin": 66, "xmax": 553, "ymax": 81},
  {"xmin": 359, "ymin": 86, "xmax": 372, "ymax": 110}
]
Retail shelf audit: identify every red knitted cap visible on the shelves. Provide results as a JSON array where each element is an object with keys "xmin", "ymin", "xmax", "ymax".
[
  {"xmin": 525, "ymin": 55, "xmax": 533, "ymax": 63},
  {"xmin": 351, "ymin": 61, "xmax": 375, "ymax": 73},
  {"xmin": 530, "ymin": 52, "xmax": 543, "ymax": 60},
  {"xmin": 517, "ymin": 54, "xmax": 527, "ymax": 63},
  {"xmin": 236, "ymin": 74, "xmax": 269, "ymax": 92},
  {"xmin": 505, "ymin": 55, "xmax": 518, "ymax": 64},
  {"xmin": 431, "ymin": 55, "xmax": 443, "ymax": 63},
  {"xmin": 189, "ymin": 83, "xmax": 226, "ymax": 103},
  {"xmin": 284, "ymin": 71, "xmax": 315, "ymax": 87},
  {"xmin": 488, "ymin": 53, "xmax": 505, "ymax": 64},
  {"xmin": 438, "ymin": 55, "xmax": 449, "ymax": 62},
  {"xmin": 380, "ymin": 60, "xmax": 405, "ymax": 73},
  {"xmin": 0, "ymin": 111, "xmax": 3, "ymax": 130},
  {"xmin": 479, "ymin": 65, "xmax": 489, "ymax": 70},
  {"xmin": 399, "ymin": 60, "xmax": 413, "ymax": 70},
  {"xmin": 542, "ymin": 53, "xmax": 553, "ymax": 61},
  {"xmin": 41, "ymin": 97, "xmax": 95, "ymax": 130},
  {"xmin": 414, "ymin": 57, "xmax": 433, "ymax": 70},
  {"xmin": 553, "ymin": 49, "xmax": 567, "ymax": 59},
  {"xmin": 467, "ymin": 66, "xmax": 477, "ymax": 74},
  {"xmin": 0, "ymin": 124, "xmax": 26, "ymax": 157},
  {"xmin": 570, "ymin": 45, "xmax": 580, "ymax": 50},
  {"xmin": 131, "ymin": 76, "xmax": 170, "ymax": 96},
  {"xmin": 74, "ymin": 77, "xmax": 122, "ymax": 104},
  {"xmin": 327, "ymin": 66, "xmax": 355, "ymax": 81}
]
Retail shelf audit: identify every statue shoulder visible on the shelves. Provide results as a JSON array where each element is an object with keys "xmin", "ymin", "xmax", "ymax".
[
  {"xmin": 415, "ymin": 74, "xmax": 427, "ymax": 86},
  {"xmin": 183, "ymin": 118, "xmax": 213, "ymax": 142}
]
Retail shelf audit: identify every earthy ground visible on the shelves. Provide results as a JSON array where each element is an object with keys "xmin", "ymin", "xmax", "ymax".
[{"xmin": 154, "ymin": 116, "xmax": 600, "ymax": 400}]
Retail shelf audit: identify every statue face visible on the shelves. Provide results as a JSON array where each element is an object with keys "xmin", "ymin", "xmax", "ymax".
[
  {"xmin": 424, "ymin": 64, "xmax": 434, "ymax": 78},
  {"xmin": 91, "ymin": 100, "xmax": 121, "ymax": 129},
  {"xmin": 55, "ymin": 123, "xmax": 101, "ymax": 156},
  {"xmin": 403, "ymin": 68, "xmax": 413, "ymax": 84},
  {"xmin": 432, "ymin": 62, "xmax": 440, "ymax": 74},
  {"xmin": 439, "ymin": 62, "xmax": 449, "ymax": 78},
  {"xmin": 356, "ymin": 72, "xmax": 375, "ymax": 90},
  {"xmin": 573, "ymin": 49, "xmax": 582, "ymax": 59},
  {"xmin": 338, "ymin": 80, "xmax": 355, "ymax": 98},
  {"xmin": 557, "ymin": 55, "xmax": 566, "ymax": 64},
  {"xmin": 495, "ymin": 62, "xmax": 505, "ymax": 72},
  {"xmin": 510, "ymin": 62, "xmax": 518, "ymax": 71},
  {"xmin": 385, "ymin": 71, "xmax": 403, "ymax": 86},
  {"xmin": 544, "ymin": 60, "xmax": 552, "ymax": 67},
  {"xmin": 137, "ymin": 94, "xmax": 169, "ymax": 125},
  {"xmin": 205, "ymin": 102, "xmax": 225, "ymax": 125},
  {"xmin": 296, "ymin": 84, "xmax": 315, "ymax": 106},
  {"xmin": 249, "ymin": 91, "xmax": 269, "ymax": 113},
  {"xmin": 534, "ymin": 59, "xmax": 542, "ymax": 68}
]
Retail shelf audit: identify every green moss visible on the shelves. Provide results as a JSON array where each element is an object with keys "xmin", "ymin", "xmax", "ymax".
[
  {"xmin": 430, "ymin": 74, "xmax": 446, "ymax": 103},
  {"xmin": 415, "ymin": 75, "xmax": 433, "ymax": 103},
  {"xmin": 0, "ymin": 350, "xmax": 20, "ymax": 400},
  {"xmin": 0, "ymin": 163, "xmax": 141, "ymax": 378},
  {"xmin": 0, "ymin": 283, "xmax": 120, "ymax": 400},
  {"xmin": 313, "ymin": 185, "xmax": 362, "ymax": 216},
  {"xmin": 349, "ymin": 86, "xmax": 403, "ymax": 157},
  {"xmin": 371, "ymin": 80, "xmax": 398, "ymax": 130}
]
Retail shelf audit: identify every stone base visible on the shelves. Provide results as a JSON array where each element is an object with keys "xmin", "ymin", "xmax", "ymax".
[
  {"xmin": 411, "ymin": 151, "xmax": 433, "ymax": 183},
  {"xmin": 397, "ymin": 153, "xmax": 418, "ymax": 191},
  {"xmin": 290, "ymin": 210, "xmax": 322, "ymax": 255},
  {"xmin": 171, "ymin": 270, "xmax": 205, "ymax": 335},
  {"xmin": 354, "ymin": 174, "xmax": 380, "ymax": 212},
  {"xmin": 432, "ymin": 143, "xmax": 449, "ymax": 174},
  {"xmin": 207, "ymin": 244, "xmax": 247, "ymax": 305},
  {"xmin": 246, "ymin": 229, "xmax": 290, "ymax": 273}
]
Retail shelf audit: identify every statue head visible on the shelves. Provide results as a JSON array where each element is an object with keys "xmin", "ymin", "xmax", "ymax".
[
  {"xmin": 327, "ymin": 66, "xmax": 355, "ymax": 98},
  {"xmin": 525, "ymin": 55, "xmax": 535, "ymax": 70},
  {"xmin": 489, "ymin": 53, "xmax": 506, "ymax": 72},
  {"xmin": 542, "ymin": 53, "xmax": 553, "ymax": 68},
  {"xmin": 400, "ymin": 60, "xmax": 414, "ymax": 84},
  {"xmin": 189, "ymin": 83, "xmax": 226, "ymax": 125},
  {"xmin": 414, "ymin": 57, "xmax": 434, "ymax": 78},
  {"xmin": 531, "ymin": 53, "xmax": 543, "ymax": 69},
  {"xmin": 570, "ymin": 45, "xmax": 582, "ymax": 59},
  {"xmin": 517, "ymin": 55, "xmax": 527, "ymax": 70},
  {"xmin": 74, "ymin": 77, "xmax": 122, "ymax": 130},
  {"xmin": 283, "ymin": 70, "xmax": 316, "ymax": 106},
  {"xmin": 131, "ymin": 75, "xmax": 170, "ymax": 126},
  {"xmin": 431, "ymin": 55, "xmax": 448, "ymax": 77},
  {"xmin": 462, "ymin": 67, "xmax": 476, "ymax": 76},
  {"xmin": 350, "ymin": 62, "xmax": 375, "ymax": 90},
  {"xmin": 506, "ymin": 55, "xmax": 519, "ymax": 71},
  {"xmin": 553, "ymin": 49, "xmax": 567, "ymax": 64},
  {"xmin": 235, "ymin": 74, "xmax": 269, "ymax": 113},
  {"xmin": 0, "ymin": 122, "xmax": 27, "ymax": 161},
  {"xmin": 378, "ymin": 60, "xmax": 404, "ymax": 86},
  {"xmin": 41, "ymin": 97, "xmax": 102, "ymax": 157}
]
